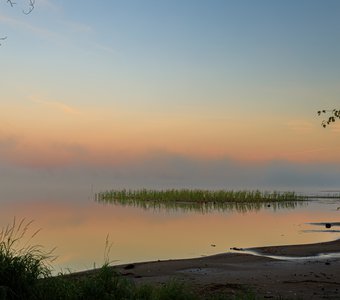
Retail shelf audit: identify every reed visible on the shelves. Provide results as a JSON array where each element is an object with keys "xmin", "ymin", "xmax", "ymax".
[{"xmin": 96, "ymin": 189, "xmax": 306, "ymax": 207}]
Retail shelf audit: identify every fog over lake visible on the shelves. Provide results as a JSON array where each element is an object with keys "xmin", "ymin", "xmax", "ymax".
[{"xmin": 1, "ymin": 155, "xmax": 340, "ymax": 201}]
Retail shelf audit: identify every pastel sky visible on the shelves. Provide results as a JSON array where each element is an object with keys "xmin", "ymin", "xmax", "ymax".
[{"xmin": 1, "ymin": 0, "xmax": 340, "ymax": 197}]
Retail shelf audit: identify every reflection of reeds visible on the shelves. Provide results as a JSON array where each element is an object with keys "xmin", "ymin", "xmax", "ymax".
[{"xmin": 95, "ymin": 189, "xmax": 306, "ymax": 213}]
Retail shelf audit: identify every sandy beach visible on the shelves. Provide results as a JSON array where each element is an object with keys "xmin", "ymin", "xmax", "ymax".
[{"xmin": 106, "ymin": 239, "xmax": 340, "ymax": 299}]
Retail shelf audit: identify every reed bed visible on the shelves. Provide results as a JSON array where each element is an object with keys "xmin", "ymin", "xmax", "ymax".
[{"xmin": 96, "ymin": 189, "xmax": 306, "ymax": 209}]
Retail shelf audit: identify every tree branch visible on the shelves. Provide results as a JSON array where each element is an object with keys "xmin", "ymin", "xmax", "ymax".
[
  {"xmin": 318, "ymin": 109, "xmax": 340, "ymax": 128},
  {"xmin": 6, "ymin": 0, "xmax": 15, "ymax": 7},
  {"xmin": 1, "ymin": 0, "xmax": 35, "ymax": 46},
  {"xmin": 23, "ymin": 0, "xmax": 35, "ymax": 15},
  {"xmin": 4, "ymin": 0, "xmax": 35, "ymax": 13},
  {"xmin": 0, "ymin": 36, "xmax": 7, "ymax": 46}
]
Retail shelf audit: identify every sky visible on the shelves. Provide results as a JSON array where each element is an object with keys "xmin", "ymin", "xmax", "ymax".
[{"xmin": 1, "ymin": 0, "xmax": 340, "ymax": 198}]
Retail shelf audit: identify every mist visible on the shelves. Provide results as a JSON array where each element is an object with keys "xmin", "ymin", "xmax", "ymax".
[{"xmin": 1, "ymin": 153, "xmax": 339, "ymax": 202}]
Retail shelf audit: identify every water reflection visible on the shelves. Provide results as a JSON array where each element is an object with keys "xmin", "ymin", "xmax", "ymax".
[
  {"xmin": 0, "ymin": 197, "xmax": 339, "ymax": 274},
  {"xmin": 236, "ymin": 249, "xmax": 340, "ymax": 261},
  {"xmin": 303, "ymin": 222, "xmax": 340, "ymax": 233},
  {"xmin": 303, "ymin": 230, "xmax": 340, "ymax": 233},
  {"xmin": 96, "ymin": 197, "xmax": 306, "ymax": 213},
  {"xmin": 308, "ymin": 222, "xmax": 340, "ymax": 226}
]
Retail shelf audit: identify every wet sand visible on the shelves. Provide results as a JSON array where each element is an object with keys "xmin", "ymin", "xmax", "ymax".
[{"xmin": 75, "ymin": 239, "xmax": 340, "ymax": 299}]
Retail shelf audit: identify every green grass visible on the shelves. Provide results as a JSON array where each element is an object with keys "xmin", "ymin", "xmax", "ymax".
[
  {"xmin": 95, "ymin": 189, "xmax": 306, "ymax": 212},
  {"xmin": 0, "ymin": 218, "xmax": 262, "ymax": 300},
  {"xmin": 0, "ymin": 218, "xmax": 55, "ymax": 300}
]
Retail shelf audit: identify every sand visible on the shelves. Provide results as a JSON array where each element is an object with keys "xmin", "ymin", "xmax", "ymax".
[
  {"xmin": 117, "ymin": 239, "xmax": 340, "ymax": 299},
  {"xmin": 74, "ymin": 239, "xmax": 340, "ymax": 299}
]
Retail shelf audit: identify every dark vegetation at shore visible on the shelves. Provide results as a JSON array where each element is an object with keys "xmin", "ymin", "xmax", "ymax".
[{"xmin": 0, "ymin": 219, "xmax": 258, "ymax": 300}]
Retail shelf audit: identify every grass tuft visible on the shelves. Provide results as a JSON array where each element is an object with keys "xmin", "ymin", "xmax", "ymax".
[
  {"xmin": 0, "ymin": 218, "xmax": 55, "ymax": 299},
  {"xmin": 0, "ymin": 218, "xmax": 261, "ymax": 300}
]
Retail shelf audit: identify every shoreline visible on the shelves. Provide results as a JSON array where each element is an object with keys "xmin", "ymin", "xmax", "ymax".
[
  {"xmin": 71, "ymin": 239, "xmax": 340, "ymax": 299},
  {"xmin": 249, "ymin": 238, "xmax": 340, "ymax": 257}
]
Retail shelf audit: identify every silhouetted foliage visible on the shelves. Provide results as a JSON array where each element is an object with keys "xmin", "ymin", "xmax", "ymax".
[
  {"xmin": 0, "ymin": 36, "xmax": 7, "ymax": 46},
  {"xmin": 6, "ymin": 0, "xmax": 35, "ymax": 14},
  {"xmin": 318, "ymin": 109, "xmax": 340, "ymax": 128},
  {"xmin": 1, "ymin": 0, "xmax": 35, "ymax": 44}
]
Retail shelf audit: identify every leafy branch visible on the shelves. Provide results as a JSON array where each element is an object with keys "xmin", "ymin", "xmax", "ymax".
[
  {"xmin": 0, "ymin": 36, "xmax": 7, "ymax": 45},
  {"xmin": 318, "ymin": 109, "xmax": 340, "ymax": 128},
  {"xmin": 1, "ymin": 0, "xmax": 35, "ymax": 43},
  {"xmin": 6, "ymin": 0, "xmax": 35, "ymax": 14}
]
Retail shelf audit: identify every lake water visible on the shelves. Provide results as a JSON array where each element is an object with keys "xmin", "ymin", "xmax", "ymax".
[{"xmin": 1, "ymin": 194, "xmax": 340, "ymax": 274}]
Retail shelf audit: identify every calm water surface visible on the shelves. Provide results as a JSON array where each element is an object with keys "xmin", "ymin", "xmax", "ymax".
[{"xmin": 0, "ymin": 196, "xmax": 340, "ymax": 273}]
